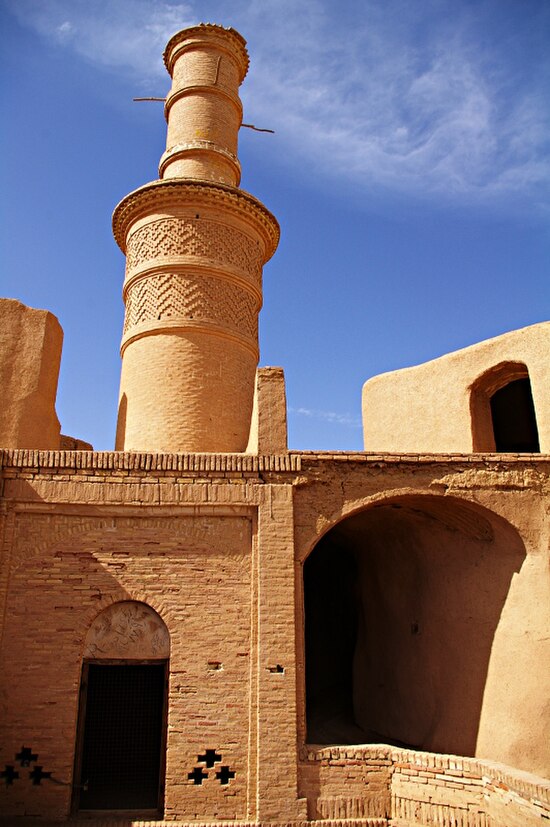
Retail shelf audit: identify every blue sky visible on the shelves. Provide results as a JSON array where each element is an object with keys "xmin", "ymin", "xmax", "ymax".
[{"xmin": 1, "ymin": 0, "xmax": 548, "ymax": 451}]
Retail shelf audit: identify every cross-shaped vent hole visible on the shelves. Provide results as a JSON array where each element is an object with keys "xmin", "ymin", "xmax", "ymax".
[
  {"xmin": 188, "ymin": 767, "xmax": 208, "ymax": 785},
  {"xmin": 29, "ymin": 766, "xmax": 51, "ymax": 786},
  {"xmin": 15, "ymin": 747, "xmax": 38, "ymax": 766},
  {"xmin": 1, "ymin": 765, "xmax": 19, "ymax": 786},
  {"xmin": 216, "ymin": 765, "xmax": 235, "ymax": 785},
  {"xmin": 198, "ymin": 749, "xmax": 221, "ymax": 768}
]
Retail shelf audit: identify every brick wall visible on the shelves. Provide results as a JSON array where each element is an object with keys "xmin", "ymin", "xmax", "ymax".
[
  {"xmin": 0, "ymin": 449, "xmax": 548, "ymax": 823},
  {"xmin": 301, "ymin": 745, "xmax": 550, "ymax": 826}
]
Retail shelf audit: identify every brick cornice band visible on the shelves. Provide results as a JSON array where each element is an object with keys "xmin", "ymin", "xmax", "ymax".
[
  {"xmin": 163, "ymin": 24, "xmax": 249, "ymax": 79},
  {"xmin": 112, "ymin": 180, "xmax": 279, "ymax": 260},
  {"xmin": 0, "ymin": 449, "xmax": 300, "ymax": 473}
]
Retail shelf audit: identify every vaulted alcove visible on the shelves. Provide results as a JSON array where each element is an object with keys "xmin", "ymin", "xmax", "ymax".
[{"xmin": 304, "ymin": 496, "xmax": 525, "ymax": 756}]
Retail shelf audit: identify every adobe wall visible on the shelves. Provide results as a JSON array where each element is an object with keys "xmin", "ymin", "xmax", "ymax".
[
  {"xmin": 0, "ymin": 450, "xmax": 548, "ymax": 823},
  {"xmin": 0, "ymin": 299, "xmax": 62, "ymax": 449},
  {"xmin": 246, "ymin": 366, "xmax": 289, "ymax": 453},
  {"xmin": 362, "ymin": 322, "xmax": 550, "ymax": 453}
]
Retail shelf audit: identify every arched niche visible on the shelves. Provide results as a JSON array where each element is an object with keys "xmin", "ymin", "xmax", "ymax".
[
  {"xmin": 303, "ymin": 495, "xmax": 525, "ymax": 757},
  {"xmin": 83, "ymin": 600, "xmax": 170, "ymax": 659},
  {"xmin": 470, "ymin": 361, "xmax": 540, "ymax": 452}
]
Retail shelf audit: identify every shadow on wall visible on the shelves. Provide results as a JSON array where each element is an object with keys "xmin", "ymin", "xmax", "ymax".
[
  {"xmin": 304, "ymin": 495, "xmax": 526, "ymax": 756},
  {"xmin": 115, "ymin": 393, "xmax": 127, "ymax": 451}
]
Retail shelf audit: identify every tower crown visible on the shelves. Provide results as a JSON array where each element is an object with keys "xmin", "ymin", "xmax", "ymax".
[{"xmin": 160, "ymin": 24, "xmax": 249, "ymax": 185}]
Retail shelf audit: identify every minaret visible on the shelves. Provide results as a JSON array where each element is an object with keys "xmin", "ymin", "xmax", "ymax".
[{"xmin": 113, "ymin": 24, "xmax": 279, "ymax": 452}]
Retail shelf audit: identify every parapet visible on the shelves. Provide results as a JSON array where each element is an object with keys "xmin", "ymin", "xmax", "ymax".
[
  {"xmin": 0, "ymin": 298, "xmax": 62, "ymax": 449},
  {"xmin": 362, "ymin": 322, "xmax": 550, "ymax": 453}
]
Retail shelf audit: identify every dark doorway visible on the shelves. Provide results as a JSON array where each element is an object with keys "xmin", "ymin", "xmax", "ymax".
[
  {"xmin": 490, "ymin": 377, "xmax": 540, "ymax": 452},
  {"xmin": 75, "ymin": 662, "xmax": 166, "ymax": 811},
  {"xmin": 304, "ymin": 540, "xmax": 368, "ymax": 744}
]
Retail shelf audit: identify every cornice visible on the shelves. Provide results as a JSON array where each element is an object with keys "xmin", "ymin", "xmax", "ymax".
[
  {"xmin": 164, "ymin": 84, "xmax": 243, "ymax": 122},
  {"xmin": 112, "ymin": 179, "xmax": 280, "ymax": 261},
  {"xmin": 1, "ymin": 449, "xmax": 546, "ymax": 474},
  {"xmin": 0, "ymin": 450, "xmax": 298, "ymax": 473},
  {"xmin": 120, "ymin": 318, "xmax": 259, "ymax": 359},
  {"xmin": 158, "ymin": 140, "xmax": 241, "ymax": 183}
]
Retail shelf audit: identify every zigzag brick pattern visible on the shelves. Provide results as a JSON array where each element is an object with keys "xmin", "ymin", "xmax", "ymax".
[
  {"xmin": 125, "ymin": 218, "xmax": 262, "ymax": 280},
  {"xmin": 124, "ymin": 272, "xmax": 258, "ymax": 339}
]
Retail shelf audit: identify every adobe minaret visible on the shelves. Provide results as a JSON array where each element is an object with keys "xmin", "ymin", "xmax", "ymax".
[{"xmin": 113, "ymin": 24, "xmax": 279, "ymax": 452}]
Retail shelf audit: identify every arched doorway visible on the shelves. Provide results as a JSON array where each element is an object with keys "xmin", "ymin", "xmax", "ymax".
[
  {"xmin": 304, "ymin": 496, "xmax": 525, "ymax": 756},
  {"xmin": 73, "ymin": 601, "xmax": 170, "ymax": 813},
  {"xmin": 489, "ymin": 377, "xmax": 539, "ymax": 451},
  {"xmin": 470, "ymin": 362, "xmax": 540, "ymax": 452}
]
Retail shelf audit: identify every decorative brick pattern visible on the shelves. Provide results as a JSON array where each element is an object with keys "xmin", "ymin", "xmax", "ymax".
[
  {"xmin": 0, "ymin": 820, "xmax": 389, "ymax": 826},
  {"xmin": 0, "ymin": 449, "xmax": 301, "ymax": 472},
  {"xmin": 83, "ymin": 601, "xmax": 170, "ymax": 659},
  {"xmin": 113, "ymin": 180, "xmax": 280, "ymax": 259},
  {"xmin": 5, "ymin": 447, "xmax": 548, "ymax": 473},
  {"xmin": 7, "ymin": 513, "xmax": 250, "ymax": 572},
  {"xmin": 123, "ymin": 272, "xmax": 258, "ymax": 339},
  {"xmin": 316, "ymin": 795, "xmax": 389, "ymax": 819},
  {"xmin": 392, "ymin": 797, "xmax": 488, "ymax": 826},
  {"xmin": 164, "ymin": 24, "xmax": 250, "ymax": 78},
  {"xmin": 126, "ymin": 218, "xmax": 262, "ymax": 280}
]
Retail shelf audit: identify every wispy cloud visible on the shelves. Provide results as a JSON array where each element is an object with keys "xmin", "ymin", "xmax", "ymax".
[
  {"xmin": 6, "ymin": 0, "xmax": 550, "ymax": 206},
  {"xmin": 6, "ymin": 0, "xmax": 194, "ymax": 80},
  {"xmin": 242, "ymin": 0, "xmax": 550, "ymax": 205},
  {"xmin": 289, "ymin": 407, "xmax": 362, "ymax": 429}
]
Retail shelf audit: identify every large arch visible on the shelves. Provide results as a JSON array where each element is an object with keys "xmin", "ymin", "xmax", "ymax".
[{"xmin": 303, "ymin": 494, "xmax": 526, "ymax": 757}]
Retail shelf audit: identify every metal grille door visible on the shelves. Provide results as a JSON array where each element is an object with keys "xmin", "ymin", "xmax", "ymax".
[{"xmin": 78, "ymin": 663, "xmax": 166, "ymax": 810}]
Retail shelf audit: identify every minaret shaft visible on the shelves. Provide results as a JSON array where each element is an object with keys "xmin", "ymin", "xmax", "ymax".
[{"xmin": 113, "ymin": 25, "xmax": 278, "ymax": 453}]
